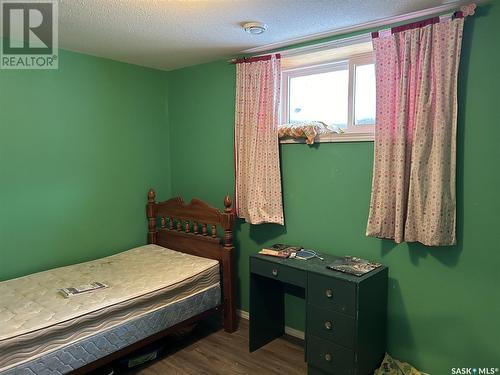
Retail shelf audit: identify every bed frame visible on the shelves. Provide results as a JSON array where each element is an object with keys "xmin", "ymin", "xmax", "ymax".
[
  {"xmin": 146, "ymin": 188, "xmax": 237, "ymax": 333},
  {"xmin": 73, "ymin": 189, "xmax": 236, "ymax": 374}
]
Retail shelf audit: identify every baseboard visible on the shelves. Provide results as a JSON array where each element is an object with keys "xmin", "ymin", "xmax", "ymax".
[
  {"xmin": 236, "ymin": 309, "xmax": 305, "ymax": 340},
  {"xmin": 237, "ymin": 309, "xmax": 250, "ymax": 320}
]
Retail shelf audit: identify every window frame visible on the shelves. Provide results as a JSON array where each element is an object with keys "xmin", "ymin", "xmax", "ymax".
[{"xmin": 280, "ymin": 51, "xmax": 376, "ymax": 143}]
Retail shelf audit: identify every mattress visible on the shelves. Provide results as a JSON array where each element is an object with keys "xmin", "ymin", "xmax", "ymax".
[{"xmin": 0, "ymin": 245, "xmax": 221, "ymax": 373}]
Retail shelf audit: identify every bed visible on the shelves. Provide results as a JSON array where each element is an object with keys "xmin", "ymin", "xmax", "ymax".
[{"xmin": 0, "ymin": 189, "xmax": 236, "ymax": 374}]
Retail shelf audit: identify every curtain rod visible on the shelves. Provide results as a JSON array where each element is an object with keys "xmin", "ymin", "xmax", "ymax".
[
  {"xmin": 229, "ymin": 2, "xmax": 478, "ymax": 62},
  {"xmin": 231, "ymin": 53, "xmax": 281, "ymax": 65},
  {"xmin": 228, "ymin": 34, "xmax": 370, "ymax": 64},
  {"xmin": 373, "ymin": 3, "xmax": 476, "ymax": 39}
]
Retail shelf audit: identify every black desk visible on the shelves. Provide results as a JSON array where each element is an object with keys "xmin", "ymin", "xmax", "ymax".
[{"xmin": 249, "ymin": 253, "xmax": 388, "ymax": 375}]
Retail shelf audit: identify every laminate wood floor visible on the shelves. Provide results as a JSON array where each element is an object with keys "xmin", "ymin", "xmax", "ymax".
[{"xmin": 120, "ymin": 318, "xmax": 306, "ymax": 375}]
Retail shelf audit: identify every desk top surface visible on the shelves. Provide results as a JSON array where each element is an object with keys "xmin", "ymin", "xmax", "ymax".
[{"xmin": 251, "ymin": 253, "xmax": 388, "ymax": 283}]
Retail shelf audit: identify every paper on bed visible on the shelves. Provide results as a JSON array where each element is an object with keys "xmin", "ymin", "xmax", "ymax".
[{"xmin": 59, "ymin": 282, "xmax": 108, "ymax": 298}]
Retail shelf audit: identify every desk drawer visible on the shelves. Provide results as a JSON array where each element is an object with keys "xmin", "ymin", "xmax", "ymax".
[
  {"xmin": 308, "ymin": 273, "xmax": 356, "ymax": 316},
  {"xmin": 307, "ymin": 335, "xmax": 354, "ymax": 375},
  {"xmin": 307, "ymin": 304, "xmax": 355, "ymax": 348},
  {"xmin": 250, "ymin": 257, "xmax": 306, "ymax": 288}
]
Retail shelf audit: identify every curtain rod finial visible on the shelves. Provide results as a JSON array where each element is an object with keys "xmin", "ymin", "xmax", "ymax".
[{"xmin": 460, "ymin": 3, "xmax": 476, "ymax": 17}]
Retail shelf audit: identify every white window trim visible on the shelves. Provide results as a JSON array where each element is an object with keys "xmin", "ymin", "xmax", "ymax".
[
  {"xmin": 280, "ymin": 51, "xmax": 376, "ymax": 143},
  {"xmin": 278, "ymin": 33, "xmax": 372, "ymax": 60},
  {"xmin": 279, "ymin": 132, "xmax": 375, "ymax": 144}
]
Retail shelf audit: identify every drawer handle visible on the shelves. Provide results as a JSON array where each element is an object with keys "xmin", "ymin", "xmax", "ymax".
[
  {"xmin": 324, "ymin": 353, "xmax": 332, "ymax": 362},
  {"xmin": 324, "ymin": 321, "xmax": 332, "ymax": 330},
  {"xmin": 325, "ymin": 288, "xmax": 333, "ymax": 298},
  {"xmin": 272, "ymin": 268, "xmax": 278, "ymax": 277}
]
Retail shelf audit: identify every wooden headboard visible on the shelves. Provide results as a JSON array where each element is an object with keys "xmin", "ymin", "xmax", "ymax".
[{"xmin": 146, "ymin": 189, "xmax": 236, "ymax": 333}]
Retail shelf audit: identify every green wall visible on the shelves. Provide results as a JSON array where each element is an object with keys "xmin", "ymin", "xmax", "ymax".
[
  {"xmin": 1, "ymin": 4, "xmax": 499, "ymax": 374},
  {"xmin": 167, "ymin": 4, "xmax": 500, "ymax": 374},
  {"xmin": 0, "ymin": 49, "xmax": 171, "ymax": 281}
]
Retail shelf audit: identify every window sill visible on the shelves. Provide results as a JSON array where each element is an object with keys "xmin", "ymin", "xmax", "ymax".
[{"xmin": 279, "ymin": 132, "xmax": 374, "ymax": 144}]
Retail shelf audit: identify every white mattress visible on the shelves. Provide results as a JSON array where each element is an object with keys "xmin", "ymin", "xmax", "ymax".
[{"xmin": 0, "ymin": 245, "xmax": 220, "ymax": 371}]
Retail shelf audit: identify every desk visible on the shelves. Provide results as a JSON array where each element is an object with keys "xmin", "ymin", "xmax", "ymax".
[{"xmin": 249, "ymin": 253, "xmax": 388, "ymax": 375}]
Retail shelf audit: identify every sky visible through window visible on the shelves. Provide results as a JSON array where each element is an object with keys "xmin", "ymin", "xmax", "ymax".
[
  {"xmin": 289, "ymin": 69, "xmax": 349, "ymax": 128},
  {"xmin": 355, "ymin": 64, "xmax": 376, "ymax": 125},
  {"xmin": 288, "ymin": 63, "xmax": 376, "ymax": 128}
]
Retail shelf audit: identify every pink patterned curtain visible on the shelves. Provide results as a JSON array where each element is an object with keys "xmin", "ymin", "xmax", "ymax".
[
  {"xmin": 234, "ymin": 54, "xmax": 284, "ymax": 225},
  {"xmin": 366, "ymin": 16, "xmax": 465, "ymax": 246}
]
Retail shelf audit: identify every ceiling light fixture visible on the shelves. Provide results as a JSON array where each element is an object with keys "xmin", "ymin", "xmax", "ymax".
[{"xmin": 242, "ymin": 22, "xmax": 267, "ymax": 35}]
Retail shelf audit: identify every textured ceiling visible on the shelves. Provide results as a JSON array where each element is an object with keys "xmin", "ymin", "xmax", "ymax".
[{"xmin": 55, "ymin": 0, "xmax": 464, "ymax": 71}]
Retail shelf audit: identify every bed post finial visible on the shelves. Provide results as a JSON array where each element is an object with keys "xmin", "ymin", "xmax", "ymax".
[
  {"xmin": 222, "ymin": 196, "xmax": 235, "ymax": 248},
  {"xmin": 146, "ymin": 188, "xmax": 157, "ymax": 244},
  {"xmin": 148, "ymin": 188, "xmax": 156, "ymax": 202},
  {"xmin": 224, "ymin": 195, "xmax": 232, "ymax": 213}
]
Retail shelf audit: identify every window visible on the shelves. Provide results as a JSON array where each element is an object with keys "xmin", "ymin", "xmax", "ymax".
[
  {"xmin": 288, "ymin": 65, "xmax": 349, "ymax": 128},
  {"xmin": 280, "ymin": 38, "xmax": 376, "ymax": 143}
]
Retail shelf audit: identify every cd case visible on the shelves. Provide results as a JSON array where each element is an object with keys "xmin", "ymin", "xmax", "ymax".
[
  {"xmin": 59, "ymin": 281, "xmax": 108, "ymax": 298},
  {"xmin": 327, "ymin": 256, "xmax": 382, "ymax": 276}
]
